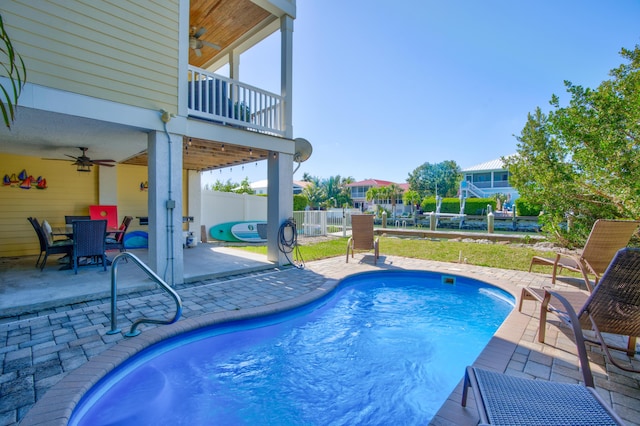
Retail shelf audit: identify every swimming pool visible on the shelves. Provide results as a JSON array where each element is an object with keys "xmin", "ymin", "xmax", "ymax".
[{"xmin": 70, "ymin": 270, "xmax": 514, "ymax": 425}]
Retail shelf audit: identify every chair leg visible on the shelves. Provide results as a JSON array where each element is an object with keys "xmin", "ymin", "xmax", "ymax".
[
  {"xmin": 628, "ymin": 336, "xmax": 637, "ymax": 357},
  {"xmin": 40, "ymin": 253, "xmax": 49, "ymax": 271},
  {"xmin": 538, "ymin": 291, "xmax": 551, "ymax": 343}
]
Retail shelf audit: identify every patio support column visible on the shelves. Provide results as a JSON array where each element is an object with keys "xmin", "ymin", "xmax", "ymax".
[
  {"xmin": 97, "ymin": 166, "xmax": 117, "ymax": 206},
  {"xmin": 148, "ymin": 130, "xmax": 184, "ymax": 286},
  {"xmin": 280, "ymin": 15, "xmax": 293, "ymax": 137},
  {"xmin": 187, "ymin": 170, "xmax": 202, "ymax": 242},
  {"xmin": 267, "ymin": 151, "xmax": 293, "ymax": 264}
]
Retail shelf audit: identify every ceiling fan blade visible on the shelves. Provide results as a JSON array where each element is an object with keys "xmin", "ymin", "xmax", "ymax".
[
  {"xmin": 65, "ymin": 154, "xmax": 80, "ymax": 160},
  {"xmin": 201, "ymin": 40, "xmax": 221, "ymax": 50},
  {"xmin": 194, "ymin": 48, "xmax": 202, "ymax": 57},
  {"xmin": 194, "ymin": 26, "xmax": 206, "ymax": 39},
  {"xmin": 90, "ymin": 159, "xmax": 116, "ymax": 163}
]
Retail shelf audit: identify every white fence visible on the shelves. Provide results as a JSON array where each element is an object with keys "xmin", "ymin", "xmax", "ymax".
[{"xmin": 293, "ymin": 209, "xmax": 361, "ymax": 237}]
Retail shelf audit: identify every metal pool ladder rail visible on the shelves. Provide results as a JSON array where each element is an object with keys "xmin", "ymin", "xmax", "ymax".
[{"xmin": 106, "ymin": 252, "xmax": 183, "ymax": 337}]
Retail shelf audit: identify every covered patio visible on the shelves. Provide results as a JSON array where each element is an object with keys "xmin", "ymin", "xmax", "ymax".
[{"xmin": 0, "ymin": 242, "xmax": 274, "ymax": 319}]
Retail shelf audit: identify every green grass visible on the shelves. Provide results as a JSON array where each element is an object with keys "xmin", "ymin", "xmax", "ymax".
[{"xmin": 235, "ymin": 236, "xmax": 558, "ymax": 273}]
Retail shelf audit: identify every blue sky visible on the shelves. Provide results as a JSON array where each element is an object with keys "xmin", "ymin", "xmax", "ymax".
[{"xmin": 202, "ymin": 0, "xmax": 640, "ymax": 187}]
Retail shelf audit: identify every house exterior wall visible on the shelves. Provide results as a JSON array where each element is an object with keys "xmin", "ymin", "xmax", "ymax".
[
  {"xmin": 0, "ymin": 153, "xmax": 98, "ymax": 257},
  {"xmin": 1, "ymin": 0, "xmax": 180, "ymax": 113}
]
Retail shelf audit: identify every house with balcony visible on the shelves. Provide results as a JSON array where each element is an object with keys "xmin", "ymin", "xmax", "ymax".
[
  {"xmin": 347, "ymin": 179, "xmax": 410, "ymax": 215},
  {"xmin": 0, "ymin": 0, "xmax": 306, "ymax": 284},
  {"xmin": 460, "ymin": 157, "xmax": 519, "ymax": 204}
]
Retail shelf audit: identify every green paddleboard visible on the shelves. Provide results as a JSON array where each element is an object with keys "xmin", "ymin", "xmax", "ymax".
[{"xmin": 209, "ymin": 221, "xmax": 266, "ymax": 242}]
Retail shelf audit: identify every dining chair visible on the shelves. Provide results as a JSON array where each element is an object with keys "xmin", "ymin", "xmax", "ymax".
[
  {"xmin": 106, "ymin": 216, "xmax": 133, "ymax": 252},
  {"xmin": 71, "ymin": 219, "xmax": 107, "ymax": 274},
  {"xmin": 27, "ymin": 217, "xmax": 73, "ymax": 270}
]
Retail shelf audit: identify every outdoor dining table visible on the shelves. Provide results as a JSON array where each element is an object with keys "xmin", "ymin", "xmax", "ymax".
[
  {"xmin": 52, "ymin": 224, "xmax": 125, "ymax": 269},
  {"xmin": 52, "ymin": 224, "xmax": 124, "ymax": 238}
]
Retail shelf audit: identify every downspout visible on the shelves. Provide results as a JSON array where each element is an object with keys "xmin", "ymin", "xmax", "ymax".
[{"xmin": 161, "ymin": 110, "xmax": 175, "ymax": 285}]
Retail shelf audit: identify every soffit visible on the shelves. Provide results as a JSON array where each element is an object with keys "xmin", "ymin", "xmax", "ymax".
[
  {"xmin": 189, "ymin": 0, "xmax": 271, "ymax": 68},
  {"xmin": 121, "ymin": 137, "xmax": 271, "ymax": 172}
]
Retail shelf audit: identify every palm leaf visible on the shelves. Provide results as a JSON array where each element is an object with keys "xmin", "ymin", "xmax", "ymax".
[{"xmin": 0, "ymin": 14, "xmax": 27, "ymax": 129}]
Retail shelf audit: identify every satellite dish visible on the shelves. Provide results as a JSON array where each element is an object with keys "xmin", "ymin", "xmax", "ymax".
[
  {"xmin": 293, "ymin": 138, "xmax": 312, "ymax": 163},
  {"xmin": 293, "ymin": 138, "xmax": 312, "ymax": 174}
]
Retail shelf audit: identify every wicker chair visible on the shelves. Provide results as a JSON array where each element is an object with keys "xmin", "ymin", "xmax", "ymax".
[
  {"xmin": 346, "ymin": 214, "xmax": 379, "ymax": 265},
  {"xmin": 529, "ymin": 219, "xmax": 639, "ymax": 291},
  {"xmin": 520, "ymin": 247, "xmax": 640, "ymax": 370},
  {"xmin": 106, "ymin": 216, "xmax": 133, "ymax": 252},
  {"xmin": 71, "ymin": 219, "xmax": 107, "ymax": 274},
  {"xmin": 27, "ymin": 217, "xmax": 73, "ymax": 270}
]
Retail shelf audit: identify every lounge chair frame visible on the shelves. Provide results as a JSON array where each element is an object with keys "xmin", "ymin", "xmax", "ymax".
[
  {"xmin": 520, "ymin": 248, "xmax": 640, "ymax": 372},
  {"xmin": 529, "ymin": 219, "xmax": 639, "ymax": 291},
  {"xmin": 346, "ymin": 214, "xmax": 379, "ymax": 265}
]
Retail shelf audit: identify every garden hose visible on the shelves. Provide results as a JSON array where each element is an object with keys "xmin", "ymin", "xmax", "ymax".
[{"xmin": 278, "ymin": 217, "xmax": 304, "ymax": 269}]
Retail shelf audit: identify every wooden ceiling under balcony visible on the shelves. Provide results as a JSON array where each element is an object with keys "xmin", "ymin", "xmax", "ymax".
[
  {"xmin": 121, "ymin": 1, "xmax": 277, "ymax": 172},
  {"xmin": 121, "ymin": 138, "xmax": 271, "ymax": 172},
  {"xmin": 188, "ymin": 0, "xmax": 271, "ymax": 68}
]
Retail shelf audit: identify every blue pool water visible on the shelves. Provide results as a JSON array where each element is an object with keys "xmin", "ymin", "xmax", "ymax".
[{"xmin": 70, "ymin": 271, "xmax": 514, "ymax": 425}]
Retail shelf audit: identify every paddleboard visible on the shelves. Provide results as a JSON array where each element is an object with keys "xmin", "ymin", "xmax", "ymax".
[{"xmin": 209, "ymin": 221, "xmax": 267, "ymax": 242}]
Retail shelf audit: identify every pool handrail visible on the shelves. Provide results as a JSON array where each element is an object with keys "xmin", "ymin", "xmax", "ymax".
[{"xmin": 107, "ymin": 252, "xmax": 183, "ymax": 337}]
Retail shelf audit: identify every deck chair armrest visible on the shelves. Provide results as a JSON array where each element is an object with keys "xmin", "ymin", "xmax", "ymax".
[{"xmin": 546, "ymin": 290, "xmax": 595, "ymax": 387}]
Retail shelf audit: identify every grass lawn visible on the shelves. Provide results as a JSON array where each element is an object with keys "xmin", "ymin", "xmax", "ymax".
[{"xmin": 237, "ymin": 235, "xmax": 562, "ymax": 274}]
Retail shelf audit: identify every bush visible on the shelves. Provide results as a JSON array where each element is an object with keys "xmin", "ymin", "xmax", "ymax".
[
  {"xmin": 420, "ymin": 197, "xmax": 496, "ymax": 215},
  {"xmin": 294, "ymin": 194, "xmax": 308, "ymax": 211},
  {"xmin": 515, "ymin": 199, "xmax": 543, "ymax": 216}
]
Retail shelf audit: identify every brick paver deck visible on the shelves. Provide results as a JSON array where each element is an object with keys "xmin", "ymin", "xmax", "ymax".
[{"xmin": 2, "ymin": 254, "xmax": 639, "ymax": 425}]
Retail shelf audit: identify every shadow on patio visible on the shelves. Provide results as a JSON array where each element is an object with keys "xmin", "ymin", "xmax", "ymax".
[{"xmin": 0, "ymin": 242, "xmax": 274, "ymax": 319}]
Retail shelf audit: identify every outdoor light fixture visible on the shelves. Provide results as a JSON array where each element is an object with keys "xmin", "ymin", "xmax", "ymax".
[{"xmin": 221, "ymin": 144, "xmax": 225, "ymax": 151}]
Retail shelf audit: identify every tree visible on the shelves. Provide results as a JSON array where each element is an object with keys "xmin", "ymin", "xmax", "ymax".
[
  {"xmin": 0, "ymin": 15, "xmax": 27, "ymax": 129},
  {"xmin": 386, "ymin": 183, "xmax": 404, "ymax": 219},
  {"xmin": 301, "ymin": 182, "xmax": 326, "ymax": 210},
  {"xmin": 320, "ymin": 175, "xmax": 354, "ymax": 207},
  {"xmin": 504, "ymin": 45, "xmax": 640, "ymax": 246},
  {"xmin": 407, "ymin": 161, "xmax": 461, "ymax": 198},
  {"xmin": 403, "ymin": 190, "xmax": 421, "ymax": 213},
  {"xmin": 234, "ymin": 177, "xmax": 255, "ymax": 195},
  {"xmin": 209, "ymin": 179, "xmax": 237, "ymax": 192}
]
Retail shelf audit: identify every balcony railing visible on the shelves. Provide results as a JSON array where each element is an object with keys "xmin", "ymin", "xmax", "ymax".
[{"xmin": 187, "ymin": 66, "xmax": 285, "ymax": 137}]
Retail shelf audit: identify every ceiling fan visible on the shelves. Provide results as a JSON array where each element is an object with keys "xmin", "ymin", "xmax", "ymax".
[
  {"xmin": 65, "ymin": 147, "xmax": 116, "ymax": 171},
  {"xmin": 190, "ymin": 26, "xmax": 221, "ymax": 57}
]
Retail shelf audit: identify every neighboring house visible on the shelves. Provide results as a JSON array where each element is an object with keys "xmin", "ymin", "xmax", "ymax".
[
  {"xmin": 347, "ymin": 179, "xmax": 410, "ymax": 214},
  {"xmin": 460, "ymin": 157, "xmax": 519, "ymax": 203},
  {"xmin": 0, "ymin": 0, "xmax": 305, "ymax": 284},
  {"xmin": 250, "ymin": 179, "xmax": 311, "ymax": 195}
]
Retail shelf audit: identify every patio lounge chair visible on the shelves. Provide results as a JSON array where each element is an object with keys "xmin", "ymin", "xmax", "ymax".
[
  {"xmin": 28, "ymin": 217, "xmax": 73, "ymax": 270},
  {"xmin": 519, "ymin": 248, "xmax": 640, "ymax": 371},
  {"xmin": 529, "ymin": 219, "xmax": 640, "ymax": 291},
  {"xmin": 346, "ymin": 214, "xmax": 379, "ymax": 265},
  {"xmin": 462, "ymin": 366, "xmax": 624, "ymax": 425}
]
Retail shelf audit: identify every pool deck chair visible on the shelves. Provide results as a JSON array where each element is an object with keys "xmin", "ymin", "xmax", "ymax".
[
  {"xmin": 347, "ymin": 214, "xmax": 379, "ymax": 265},
  {"xmin": 529, "ymin": 219, "xmax": 639, "ymax": 291},
  {"xmin": 462, "ymin": 366, "xmax": 625, "ymax": 425},
  {"xmin": 520, "ymin": 248, "xmax": 640, "ymax": 371}
]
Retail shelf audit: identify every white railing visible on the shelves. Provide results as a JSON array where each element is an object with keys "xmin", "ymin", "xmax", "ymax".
[
  {"xmin": 187, "ymin": 66, "xmax": 285, "ymax": 136},
  {"xmin": 293, "ymin": 209, "xmax": 361, "ymax": 237}
]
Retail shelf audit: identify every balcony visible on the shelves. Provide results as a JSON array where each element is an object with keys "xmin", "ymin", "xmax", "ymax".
[{"xmin": 188, "ymin": 66, "xmax": 285, "ymax": 137}]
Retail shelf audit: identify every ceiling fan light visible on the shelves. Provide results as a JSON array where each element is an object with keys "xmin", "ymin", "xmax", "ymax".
[{"xmin": 77, "ymin": 164, "xmax": 92, "ymax": 172}]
